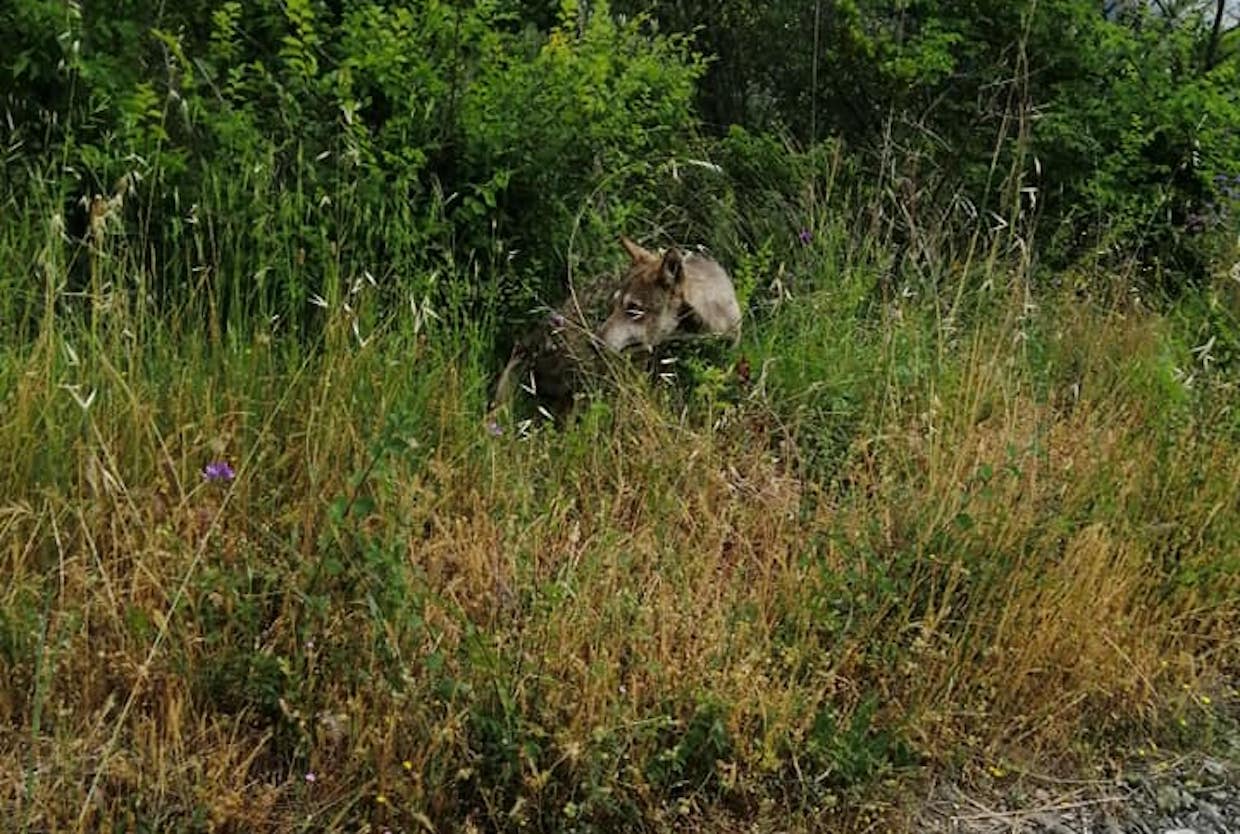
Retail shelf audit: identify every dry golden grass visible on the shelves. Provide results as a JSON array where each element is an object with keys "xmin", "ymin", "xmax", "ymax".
[{"xmin": 0, "ymin": 289, "xmax": 1236, "ymax": 832}]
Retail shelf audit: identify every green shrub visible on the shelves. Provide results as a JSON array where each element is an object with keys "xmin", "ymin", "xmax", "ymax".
[{"xmin": 2, "ymin": 0, "xmax": 705, "ymax": 334}]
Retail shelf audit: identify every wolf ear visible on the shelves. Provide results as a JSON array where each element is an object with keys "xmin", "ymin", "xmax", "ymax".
[
  {"xmin": 620, "ymin": 235, "xmax": 656, "ymax": 264},
  {"xmin": 659, "ymin": 248, "xmax": 684, "ymax": 288}
]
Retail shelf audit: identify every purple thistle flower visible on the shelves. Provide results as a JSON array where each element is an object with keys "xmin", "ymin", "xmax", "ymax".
[
  {"xmin": 798, "ymin": 228, "xmax": 813, "ymax": 245},
  {"xmin": 202, "ymin": 460, "xmax": 235, "ymax": 482}
]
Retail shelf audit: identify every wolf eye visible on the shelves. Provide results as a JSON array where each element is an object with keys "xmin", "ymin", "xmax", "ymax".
[{"xmin": 624, "ymin": 302, "xmax": 645, "ymax": 321}]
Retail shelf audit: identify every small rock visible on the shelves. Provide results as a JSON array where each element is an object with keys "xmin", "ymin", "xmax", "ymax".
[
  {"xmin": 1201, "ymin": 758, "xmax": 1226, "ymax": 778},
  {"xmin": 1196, "ymin": 800, "xmax": 1223, "ymax": 826},
  {"xmin": 1161, "ymin": 829, "xmax": 1197, "ymax": 834},
  {"xmin": 1034, "ymin": 812, "xmax": 1074, "ymax": 834},
  {"xmin": 1156, "ymin": 784, "xmax": 1187, "ymax": 812}
]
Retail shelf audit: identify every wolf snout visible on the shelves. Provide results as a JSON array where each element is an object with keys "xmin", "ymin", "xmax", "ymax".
[{"xmin": 595, "ymin": 319, "xmax": 627, "ymax": 353}]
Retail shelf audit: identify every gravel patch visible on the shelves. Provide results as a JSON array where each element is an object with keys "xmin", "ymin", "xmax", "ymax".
[{"xmin": 913, "ymin": 750, "xmax": 1240, "ymax": 834}]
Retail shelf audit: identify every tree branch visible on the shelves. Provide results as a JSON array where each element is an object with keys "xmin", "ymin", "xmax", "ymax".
[{"xmin": 1204, "ymin": 0, "xmax": 1226, "ymax": 71}]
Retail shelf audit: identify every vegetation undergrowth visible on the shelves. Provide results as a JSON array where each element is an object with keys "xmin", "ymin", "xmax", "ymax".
[
  {"xmin": 3, "ymin": 1, "xmax": 1239, "ymax": 832},
  {"xmin": 2, "ymin": 206, "xmax": 1237, "ymax": 830}
]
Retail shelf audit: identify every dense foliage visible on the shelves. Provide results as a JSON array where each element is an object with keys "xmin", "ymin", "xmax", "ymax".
[
  {"xmin": 3, "ymin": 0, "xmax": 1238, "ymax": 338},
  {"xmin": 621, "ymin": 0, "xmax": 1240, "ymax": 274},
  {"xmin": 4, "ymin": 0, "xmax": 706, "ymax": 334}
]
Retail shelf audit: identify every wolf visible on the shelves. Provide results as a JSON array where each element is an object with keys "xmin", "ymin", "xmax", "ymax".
[
  {"xmin": 596, "ymin": 235, "xmax": 742, "ymax": 353},
  {"xmin": 488, "ymin": 236, "xmax": 743, "ymax": 427}
]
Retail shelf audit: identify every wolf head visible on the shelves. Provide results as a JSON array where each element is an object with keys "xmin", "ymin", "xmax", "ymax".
[
  {"xmin": 597, "ymin": 235, "xmax": 741, "ymax": 353},
  {"xmin": 597, "ymin": 236, "xmax": 695, "ymax": 352}
]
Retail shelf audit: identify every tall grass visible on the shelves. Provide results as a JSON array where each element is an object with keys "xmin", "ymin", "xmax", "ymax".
[{"xmin": 2, "ymin": 153, "xmax": 1238, "ymax": 833}]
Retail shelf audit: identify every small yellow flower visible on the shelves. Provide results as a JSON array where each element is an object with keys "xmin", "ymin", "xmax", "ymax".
[
  {"xmin": 544, "ymin": 30, "xmax": 568, "ymax": 55},
  {"xmin": 403, "ymin": 760, "xmax": 414, "ymax": 771},
  {"xmin": 376, "ymin": 794, "xmax": 388, "ymax": 805},
  {"xmin": 1200, "ymin": 696, "xmax": 1212, "ymax": 706}
]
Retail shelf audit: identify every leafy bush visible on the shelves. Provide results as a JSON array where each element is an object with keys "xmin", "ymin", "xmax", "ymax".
[
  {"xmin": 616, "ymin": 0, "xmax": 1240, "ymax": 289},
  {"xmin": 2, "ymin": 0, "xmax": 705, "ymax": 333}
]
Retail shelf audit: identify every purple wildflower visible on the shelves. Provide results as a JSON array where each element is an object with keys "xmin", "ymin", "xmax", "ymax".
[
  {"xmin": 798, "ymin": 228, "xmax": 812, "ymax": 245},
  {"xmin": 486, "ymin": 419, "xmax": 504, "ymax": 438},
  {"xmin": 304, "ymin": 772, "xmax": 317, "ymax": 783},
  {"xmin": 202, "ymin": 460, "xmax": 235, "ymax": 482},
  {"xmin": 548, "ymin": 310, "xmax": 567, "ymax": 329}
]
